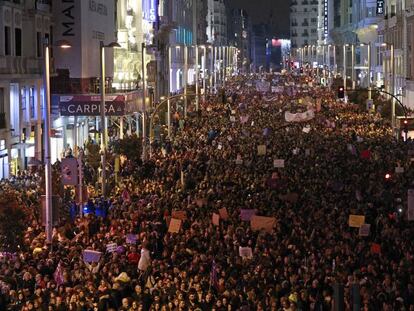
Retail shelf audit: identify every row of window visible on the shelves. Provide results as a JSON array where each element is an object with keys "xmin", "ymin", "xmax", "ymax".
[{"xmin": 3, "ymin": 26, "xmax": 49, "ymax": 57}]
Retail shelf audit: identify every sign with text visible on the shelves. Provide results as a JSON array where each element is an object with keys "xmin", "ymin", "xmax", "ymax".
[
  {"xmin": 251, "ymin": 215, "xmax": 276, "ymax": 232},
  {"xmin": 349, "ymin": 215, "xmax": 365, "ymax": 228},
  {"xmin": 168, "ymin": 218, "xmax": 182, "ymax": 233},
  {"xmin": 58, "ymin": 95, "xmax": 125, "ymax": 116},
  {"xmin": 143, "ymin": 0, "xmax": 158, "ymax": 22},
  {"xmin": 376, "ymin": 0, "xmax": 384, "ymax": 15}
]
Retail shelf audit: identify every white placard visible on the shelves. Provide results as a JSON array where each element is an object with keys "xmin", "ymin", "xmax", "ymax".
[{"xmin": 273, "ymin": 159, "xmax": 285, "ymax": 168}]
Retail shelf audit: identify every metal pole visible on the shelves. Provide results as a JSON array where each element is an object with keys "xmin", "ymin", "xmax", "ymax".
[
  {"xmin": 43, "ymin": 42, "xmax": 53, "ymax": 243},
  {"xmin": 78, "ymin": 150, "xmax": 83, "ymax": 217},
  {"xmin": 168, "ymin": 45, "xmax": 171, "ymax": 138},
  {"xmin": 351, "ymin": 44, "xmax": 355, "ymax": 89},
  {"xmin": 203, "ymin": 46, "xmax": 207, "ymax": 101},
  {"xmin": 141, "ymin": 42, "xmax": 146, "ymax": 160},
  {"xmin": 368, "ymin": 43, "xmax": 372, "ymax": 100},
  {"xmin": 210, "ymin": 46, "xmax": 214, "ymax": 92},
  {"xmin": 184, "ymin": 44, "xmax": 188, "ymax": 118},
  {"xmin": 214, "ymin": 46, "xmax": 217, "ymax": 92},
  {"xmin": 99, "ymin": 41, "xmax": 107, "ymax": 198},
  {"xmin": 334, "ymin": 45, "xmax": 337, "ymax": 75},
  {"xmin": 119, "ymin": 117, "xmax": 124, "ymax": 139},
  {"xmin": 195, "ymin": 45, "xmax": 199, "ymax": 111},
  {"xmin": 391, "ymin": 44, "xmax": 395, "ymax": 130},
  {"xmin": 343, "ymin": 45, "xmax": 347, "ymax": 99}
]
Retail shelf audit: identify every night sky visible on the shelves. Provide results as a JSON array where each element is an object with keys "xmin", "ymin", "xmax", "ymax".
[{"xmin": 227, "ymin": 0, "xmax": 290, "ymax": 38}]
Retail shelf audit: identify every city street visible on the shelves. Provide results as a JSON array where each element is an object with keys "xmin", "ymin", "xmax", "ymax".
[{"xmin": 2, "ymin": 68, "xmax": 414, "ymax": 309}]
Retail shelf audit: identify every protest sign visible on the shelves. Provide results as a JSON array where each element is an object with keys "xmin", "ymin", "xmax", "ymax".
[
  {"xmin": 257, "ymin": 145, "xmax": 266, "ymax": 156},
  {"xmin": 219, "ymin": 207, "xmax": 229, "ymax": 220},
  {"xmin": 408, "ymin": 189, "xmax": 414, "ymax": 221},
  {"xmin": 292, "ymin": 148, "xmax": 299, "ymax": 155},
  {"xmin": 250, "ymin": 215, "xmax": 276, "ymax": 232},
  {"xmin": 212, "ymin": 213, "xmax": 220, "ymax": 226},
  {"xmin": 240, "ymin": 209, "xmax": 256, "ymax": 221},
  {"xmin": 240, "ymin": 115, "xmax": 249, "ymax": 123},
  {"xmin": 126, "ymin": 234, "xmax": 137, "ymax": 244},
  {"xmin": 168, "ymin": 218, "xmax": 182, "ymax": 233},
  {"xmin": 395, "ymin": 166, "xmax": 404, "ymax": 173},
  {"xmin": 359, "ymin": 224, "xmax": 371, "ymax": 237},
  {"xmin": 273, "ymin": 159, "xmax": 285, "ymax": 168},
  {"xmin": 106, "ymin": 243, "xmax": 117, "ymax": 253},
  {"xmin": 218, "ymin": 144, "xmax": 223, "ymax": 150},
  {"xmin": 83, "ymin": 250, "xmax": 102, "ymax": 263},
  {"xmin": 348, "ymin": 215, "xmax": 365, "ymax": 228},
  {"xmin": 371, "ymin": 243, "xmax": 381, "ymax": 254},
  {"xmin": 284, "ymin": 109, "xmax": 315, "ymax": 123},
  {"xmin": 303, "ymin": 126, "xmax": 311, "ymax": 133},
  {"xmin": 171, "ymin": 210, "xmax": 187, "ymax": 220},
  {"xmin": 230, "ymin": 116, "xmax": 236, "ymax": 122},
  {"xmin": 239, "ymin": 246, "xmax": 253, "ymax": 259}
]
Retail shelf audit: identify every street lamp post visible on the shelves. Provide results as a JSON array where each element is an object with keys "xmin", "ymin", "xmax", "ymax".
[
  {"xmin": 141, "ymin": 42, "xmax": 147, "ymax": 161},
  {"xmin": 100, "ymin": 41, "xmax": 120, "ymax": 197},
  {"xmin": 202, "ymin": 45, "xmax": 207, "ymax": 101},
  {"xmin": 43, "ymin": 39, "xmax": 71, "ymax": 243},
  {"xmin": 351, "ymin": 44, "xmax": 355, "ymax": 89},
  {"xmin": 367, "ymin": 42, "xmax": 372, "ymax": 101},
  {"xmin": 195, "ymin": 45, "xmax": 199, "ymax": 111},
  {"xmin": 167, "ymin": 45, "xmax": 172, "ymax": 138},
  {"xmin": 184, "ymin": 45, "xmax": 188, "ymax": 118},
  {"xmin": 343, "ymin": 44, "xmax": 348, "ymax": 100}
]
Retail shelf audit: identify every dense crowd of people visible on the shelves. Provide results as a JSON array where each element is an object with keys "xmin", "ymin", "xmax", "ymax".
[{"xmin": 1, "ymin": 71, "xmax": 414, "ymax": 311}]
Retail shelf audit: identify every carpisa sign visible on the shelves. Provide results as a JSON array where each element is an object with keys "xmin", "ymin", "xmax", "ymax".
[{"xmin": 59, "ymin": 95, "xmax": 125, "ymax": 116}]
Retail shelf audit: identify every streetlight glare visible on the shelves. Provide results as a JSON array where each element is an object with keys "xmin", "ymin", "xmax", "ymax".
[{"xmin": 55, "ymin": 40, "xmax": 72, "ymax": 49}]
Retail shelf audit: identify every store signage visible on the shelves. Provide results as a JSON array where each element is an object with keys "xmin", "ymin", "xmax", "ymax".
[
  {"xmin": 58, "ymin": 95, "xmax": 125, "ymax": 116},
  {"xmin": 376, "ymin": 0, "xmax": 384, "ymax": 15},
  {"xmin": 61, "ymin": 0, "xmax": 75, "ymax": 37},
  {"xmin": 324, "ymin": 0, "xmax": 328, "ymax": 38},
  {"xmin": 142, "ymin": 0, "xmax": 158, "ymax": 22}
]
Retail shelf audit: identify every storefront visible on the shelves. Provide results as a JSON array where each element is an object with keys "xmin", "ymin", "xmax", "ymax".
[{"xmin": 51, "ymin": 91, "xmax": 143, "ymax": 163}]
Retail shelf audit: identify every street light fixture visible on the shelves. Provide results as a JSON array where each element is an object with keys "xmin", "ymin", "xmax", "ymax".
[
  {"xmin": 43, "ymin": 39, "xmax": 72, "ymax": 243},
  {"xmin": 99, "ymin": 41, "xmax": 120, "ymax": 198}
]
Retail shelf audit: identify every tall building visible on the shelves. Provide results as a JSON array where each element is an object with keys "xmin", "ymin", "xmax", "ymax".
[
  {"xmin": 206, "ymin": 0, "xmax": 227, "ymax": 45},
  {"xmin": 0, "ymin": 0, "xmax": 52, "ymax": 178},
  {"xmin": 251, "ymin": 24, "xmax": 268, "ymax": 72},
  {"xmin": 113, "ymin": 0, "xmax": 145, "ymax": 92},
  {"xmin": 228, "ymin": 9, "xmax": 252, "ymax": 72},
  {"xmin": 290, "ymin": 0, "xmax": 319, "ymax": 48}
]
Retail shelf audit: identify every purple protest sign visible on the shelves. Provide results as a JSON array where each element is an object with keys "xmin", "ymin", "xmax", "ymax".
[
  {"xmin": 82, "ymin": 250, "xmax": 102, "ymax": 263},
  {"xmin": 126, "ymin": 234, "xmax": 137, "ymax": 244},
  {"xmin": 240, "ymin": 209, "xmax": 257, "ymax": 221}
]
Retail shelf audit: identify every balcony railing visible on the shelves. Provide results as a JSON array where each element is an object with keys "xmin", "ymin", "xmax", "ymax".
[
  {"xmin": 0, "ymin": 113, "xmax": 6, "ymax": 129},
  {"xmin": 0, "ymin": 56, "xmax": 43, "ymax": 75}
]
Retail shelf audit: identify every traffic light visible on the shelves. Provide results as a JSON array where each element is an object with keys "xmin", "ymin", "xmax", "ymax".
[{"xmin": 337, "ymin": 86, "xmax": 345, "ymax": 99}]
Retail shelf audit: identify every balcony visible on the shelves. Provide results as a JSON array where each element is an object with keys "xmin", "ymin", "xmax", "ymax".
[
  {"xmin": 291, "ymin": 33, "xmax": 298, "ymax": 37},
  {"xmin": 302, "ymin": 0, "xmax": 309, "ymax": 4},
  {"xmin": 310, "ymin": 0, "xmax": 318, "ymax": 4},
  {"xmin": 302, "ymin": 22, "xmax": 309, "ymax": 26},
  {"xmin": 0, "ymin": 56, "xmax": 43, "ymax": 75},
  {"xmin": 0, "ymin": 113, "xmax": 6, "ymax": 129},
  {"xmin": 301, "ymin": 33, "xmax": 309, "ymax": 37}
]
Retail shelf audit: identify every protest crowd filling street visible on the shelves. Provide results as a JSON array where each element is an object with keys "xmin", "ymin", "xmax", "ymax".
[{"xmin": 2, "ymin": 71, "xmax": 414, "ymax": 311}]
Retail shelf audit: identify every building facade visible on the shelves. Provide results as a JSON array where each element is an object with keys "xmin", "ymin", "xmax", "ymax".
[
  {"xmin": 206, "ymin": 0, "xmax": 227, "ymax": 46},
  {"xmin": 0, "ymin": 0, "xmax": 52, "ymax": 178},
  {"xmin": 290, "ymin": 0, "xmax": 319, "ymax": 49},
  {"xmin": 228, "ymin": 9, "xmax": 252, "ymax": 72}
]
